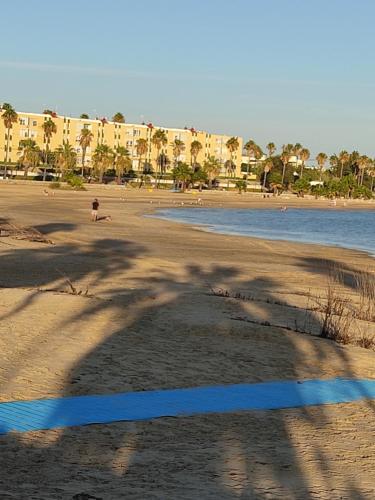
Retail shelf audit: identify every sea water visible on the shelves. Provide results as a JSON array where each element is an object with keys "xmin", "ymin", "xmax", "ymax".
[{"xmin": 152, "ymin": 208, "xmax": 375, "ymax": 255}]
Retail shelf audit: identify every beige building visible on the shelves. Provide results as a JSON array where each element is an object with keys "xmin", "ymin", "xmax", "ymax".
[{"xmin": 0, "ymin": 109, "xmax": 243, "ymax": 177}]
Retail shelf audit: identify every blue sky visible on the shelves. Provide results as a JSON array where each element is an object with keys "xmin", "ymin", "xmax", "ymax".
[{"xmin": 1, "ymin": 0, "xmax": 375, "ymax": 156}]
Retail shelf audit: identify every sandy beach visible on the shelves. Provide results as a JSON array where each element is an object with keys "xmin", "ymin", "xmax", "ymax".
[{"xmin": 1, "ymin": 183, "xmax": 375, "ymax": 499}]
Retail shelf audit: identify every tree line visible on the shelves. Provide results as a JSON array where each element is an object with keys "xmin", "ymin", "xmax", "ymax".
[{"xmin": 243, "ymin": 140, "xmax": 374, "ymax": 198}]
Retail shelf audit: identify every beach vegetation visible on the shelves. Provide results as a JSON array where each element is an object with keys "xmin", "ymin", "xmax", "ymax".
[
  {"xmin": 190, "ymin": 140, "xmax": 203, "ymax": 167},
  {"xmin": 202, "ymin": 156, "xmax": 221, "ymax": 188},
  {"xmin": 112, "ymin": 112, "xmax": 125, "ymax": 123},
  {"xmin": 18, "ymin": 139, "xmax": 41, "ymax": 177},
  {"xmin": 64, "ymin": 173, "xmax": 85, "ymax": 190},
  {"xmin": 78, "ymin": 128, "xmax": 94, "ymax": 177},
  {"xmin": 92, "ymin": 144, "xmax": 114, "ymax": 183},
  {"xmin": 235, "ymin": 179, "xmax": 247, "ymax": 193},
  {"xmin": 114, "ymin": 146, "xmax": 131, "ymax": 183},
  {"xmin": 172, "ymin": 162, "xmax": 192, "ymax": 191},
  {"xmin": 171, "ymin": 139, "xmax": 185, "ymax": 167},
  {"xmin": 266, "ymin": 142, "xmax": 276, "ymax": 157},
  {"xmin": 54, "ymin": 142, "xmax": 77, "ymax": 174},
  {"xmin": 1, "ymin": 103, "xmax": 18, "ymax": 178},
  {"xmin": 42, "ymin": 117, "xmax": 57, "ymax": 181},
  {"xmin": 191, "ymin": 166, "xmax": 208, "ymax": 191},
  {"xmin": 151, "ymin": 129, "xmax": 168, "ymax": 187}
]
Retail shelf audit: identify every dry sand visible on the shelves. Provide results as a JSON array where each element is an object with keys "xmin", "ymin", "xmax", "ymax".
[{"xmin": 0, "ymin": 183, "xmax": 374, "ymax": 499}]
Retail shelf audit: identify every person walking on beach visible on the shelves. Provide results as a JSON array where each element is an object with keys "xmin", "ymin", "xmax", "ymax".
[{"xmin": 91, "ymin": 198, "xmax": 99, "ymax": 221}]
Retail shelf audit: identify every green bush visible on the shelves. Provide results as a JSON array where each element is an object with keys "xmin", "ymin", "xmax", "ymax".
[
  {"xmin": 235, "ymin": 180, "xmax": 247, "ymax": 193},
  {"xmin": 352, "ymin": 185, "xmax": 373, "ymax": 199},
  {"xmin": 65, "ymin": 173, "xmax": 85, "ymax": 190}
]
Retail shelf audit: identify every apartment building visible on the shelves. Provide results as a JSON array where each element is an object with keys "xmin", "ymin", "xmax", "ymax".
[{"xmin": 0, "ymin": 110, "xmax": 243, "ymax": 177}]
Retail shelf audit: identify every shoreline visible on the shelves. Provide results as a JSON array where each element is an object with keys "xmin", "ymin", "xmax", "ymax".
[{"xmin": 148, "ymin": 205, "xmax": 375, "ymax": 259}]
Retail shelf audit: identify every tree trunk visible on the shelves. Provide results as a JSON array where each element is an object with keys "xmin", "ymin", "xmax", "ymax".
[
  {"xmin": 43, "ymin": 144, "xmax": 49, "ymax": 182},
  {"xmin": 340, "ymin": 161, "xmax": 344, "ymax": 179},
  {"xmin": 155, "ymin": 149, "xmax": 160, "ymax": 188},
  {"xmin": 4, "ymin": 129, "xmax": 10, "ymax": 179},
  {"xmin": 262, "ymin": 171, "xmax": 267, "ymax": 190},
  {"xmin": 99, "ymin": 169, "xmax": 104, "ymax": 183},
  {"xmin": 371, "ymin": 176, "xmax": 374, "ymax": 191},
  {"xmin": 81, "ymin": 149, "xmax": 86, "ymax": 177},
  {"xmin": 300, "ymin": 161, "xmax": 304, "ymax": 178},
  {"xmin": 281, "ymin": 163, "xmax": 286, "ymax": 185}
]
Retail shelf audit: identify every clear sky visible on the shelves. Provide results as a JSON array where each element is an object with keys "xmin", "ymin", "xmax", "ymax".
[{"xmin": 1, "ymin": 0, "xmax": 375, "ymax": 157}]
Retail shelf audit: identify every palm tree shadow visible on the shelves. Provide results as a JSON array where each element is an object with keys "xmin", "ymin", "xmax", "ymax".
[{"xmin": 0, "ymin": 258, "xmax": 373, "ymax": 498}]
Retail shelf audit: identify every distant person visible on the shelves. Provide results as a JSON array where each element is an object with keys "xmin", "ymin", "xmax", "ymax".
[{"xmin": 91, "ymin": 198, "xmax": 99, "ymax": 221}]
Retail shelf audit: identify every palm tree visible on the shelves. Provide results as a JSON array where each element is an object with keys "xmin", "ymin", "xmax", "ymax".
[
  {"xmin": 262, "ymin": 158, "xmax": 273, "ymax": 190},
  {"xmin": 78, "ymin": 128, "xmax": 94, "ymax": 177},
  {"xmin": 202, "ymin": 156, "xmax": 221, "ymax": 188},
  {"xmin": 293, "ymin": 143, "xmax": 302, "ymax": 168},
  {"xmin": 171, "ymin": 139, "xmax": 185, "ymax": 166},
  {"xmin": 151, "ymin": 129, "xmax": 168, "ymax": 186},
  {"xmin": 112, "ymin": 112, "xmax": 125, "ymax": 123},
  {"xmin": 299, "ymin": 148, "xmax": 310, "ymax": 178},
  {"xmin": 172, "ymin": 162, "xmax": 192, "ymax": 192},
  {"xmin": 192, "ymin": 166, "xmax": 208, "ymax": 192},
  {"xmin": 281, "ymin": 144, "xmax": 293, "ymax": 185},
  {"xmin": 357, "ymin": 155, "xmax": 369, "ymax": 186},
  {"xmin": 266, "ymin": 142, "xmax": 276, "ymax": 157},
  {"xmin": 55, "ymin": 142, "xmax": 77, "ymax": 176},
  {"xmin": 92, "ymin": 144, "xmax": 114, "ymax": 183},
  {"xmin": 244, "ymin": 139, "xmax": 259, "ymax": 174},
  {"xmin": 18, "ymin": 139, "xmax": 41, "ymax": 178},
  {"xmin": 368, "ymin": 162, "xmax": 375, "ymax": 191},
  {"xmin": 114, "ymin": 146, "xmax": 131, "ymax": 183},
  {"xmin": 136, "ymin": 138, "xmax": 148, "ymax": 173},
  {"xmin": 338, "ymin": 150, "xmax": 349, "ymax": 178},
  {"xmin": 1, "ymin": 103, "xmax": 18, "ymax": 178},
  {"xmin": 226, "ymin": 137, "xmax": 240, "ymax": 177},
  {"xmin": 329, "ymin": 154, "xmax": 339, "ymax": 176},
  {"xmin": 190, "ymin": 140, "xmax": 203, "ymax": 167},
  {"xmin": 316, "ymin": 152, "xmax": 328, "ymax": 181},
  {"xmin": 42, "ymin": 117, "xmax": 57, "ymax": 181},
  {"xmin": 254, "ymin": 145, "xmax": 263, "ymax": 167}
]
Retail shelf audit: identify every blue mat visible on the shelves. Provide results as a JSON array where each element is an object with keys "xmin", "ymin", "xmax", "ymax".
[{"xmin": 1, "ymin": 378, "xmax": 375, "ymax": 435}]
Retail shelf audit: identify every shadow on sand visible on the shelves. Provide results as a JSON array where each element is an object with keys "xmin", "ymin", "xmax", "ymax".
[{"xmin": 0, "ymin": 239, "xmax": 373, "ymax": 499}]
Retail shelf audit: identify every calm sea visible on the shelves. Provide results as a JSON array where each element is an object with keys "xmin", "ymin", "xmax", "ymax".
[{"xmin": 152, "ymin": 208, "xmax": 375, "ymax": 255}]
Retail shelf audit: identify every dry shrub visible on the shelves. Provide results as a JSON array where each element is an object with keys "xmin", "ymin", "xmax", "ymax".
[
  {"xmin": 353, "ymin": 270, "xmax": 375, "ymax": 321},
  {"xmin": 313, "ymin": 266, "xmax": 375, "ymax": 349},
  {"xmin": 317, "ymin": 279, "xmax": 353, "ymax": 344}
]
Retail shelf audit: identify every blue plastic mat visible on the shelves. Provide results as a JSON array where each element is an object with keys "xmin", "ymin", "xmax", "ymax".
[{"xmin": 1, "ymin": 378, "xmax": 375, "ymax": 435}]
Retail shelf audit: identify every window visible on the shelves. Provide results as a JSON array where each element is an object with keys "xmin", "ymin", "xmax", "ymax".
[
  {"xmin": 126, "ymin": 140, "xmax": 133, "ymax": 147},
  {"xmin": 19, "ymin": 117, "xmax": 27, "ymax": 126},
  {"xmin": 32, "ymin": 120, "xmax": 37, "ymax": 126},
  {"xmin": 20, "ymin": 129, "xmax": 29, "ymax": 138},
  {"xmin": 133, "ymin": 129, "xmax": 140, "ymax": 137},
  {"xmin": 30, "ymin": 131, "xmax": 37, "ymax": 138}
]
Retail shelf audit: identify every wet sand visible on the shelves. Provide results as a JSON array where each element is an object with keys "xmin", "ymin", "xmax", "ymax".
[{"xmin": 0, "ymin": 183, "xmax": 374, "ymax": 499}]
